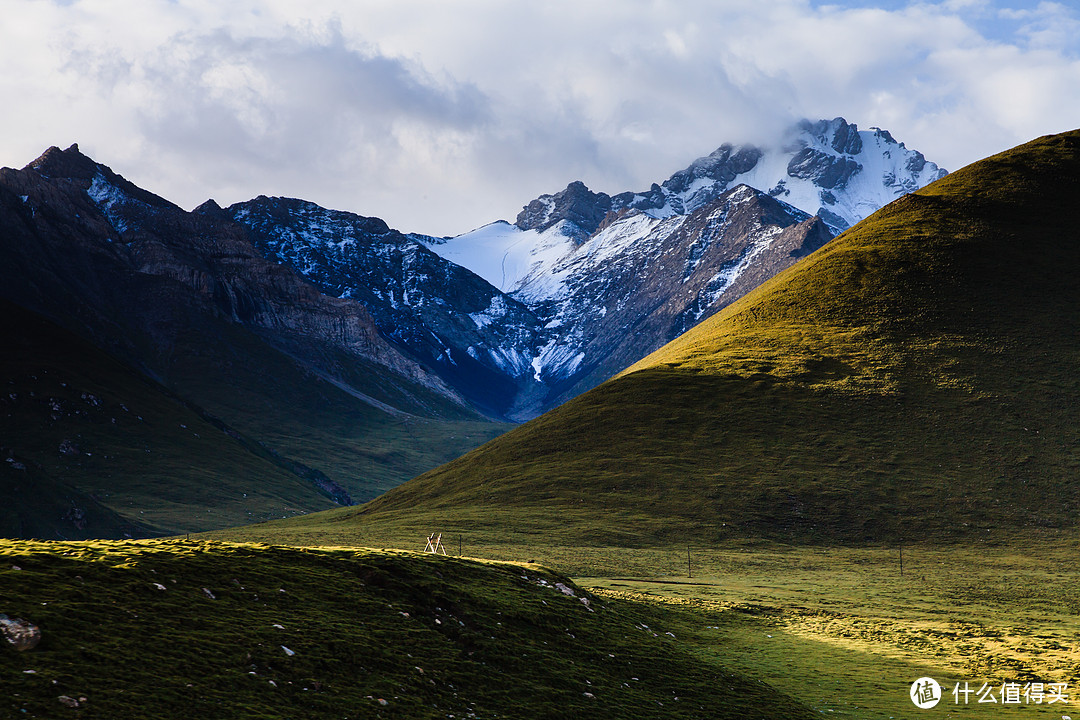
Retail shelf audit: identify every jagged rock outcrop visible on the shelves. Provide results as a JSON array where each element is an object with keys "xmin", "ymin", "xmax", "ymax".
[
  {"xmin": 616, "ymin": 143, "xmax": 763, "ymax": 214},
  {"xmin": 515, "ymin": 181, "xmax": 612, "ymax": 237},
  {"xmin": 786, "ymin": 149, "xmax": 861, "ymax": 189}
]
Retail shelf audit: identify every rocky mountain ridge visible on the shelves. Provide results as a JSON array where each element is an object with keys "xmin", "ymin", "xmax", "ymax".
[
  {"xmin": 4, "ymin": 144, "xmax": 447, "ymax": 401},
  {"xmin": 509, "ymin": 117, "xmax": 946, "ymax": 237},
  {"xmin": 50, "ymin": 115, "xmax": 939, "ymax": 422},
  {"xmin": 2, "ymin": 119, "xmax": 945, "ymax": 423},
  {"xmin": 225, "ymin": 196, "xmax": 545, "ymax": 417}
]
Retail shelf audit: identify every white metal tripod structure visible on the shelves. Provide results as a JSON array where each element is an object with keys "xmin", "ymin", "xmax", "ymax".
[{"xmin": 425, "ymin": 532, "xmax": 447, "ymax": 555}]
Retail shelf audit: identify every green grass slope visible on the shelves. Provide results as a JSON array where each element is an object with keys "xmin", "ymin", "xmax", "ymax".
[
  {"xmin": 0, "ymin": 539, "xmax": 813, "ymax": 720},
  {"xmin": 0, "ymin": 299, "xmax": 348, "ymax": 536},
  {"xmin": 153, "ymin": 308, "xmax": 512, "ymax": 504},
  {"xmin": 312, "ymin": 129, "xmax": 1080, "ymax": 546}
]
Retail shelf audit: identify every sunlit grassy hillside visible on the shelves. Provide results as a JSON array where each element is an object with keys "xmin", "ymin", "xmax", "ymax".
[{"xmin": 300, "ymin": 129, "xmax": 1080, "ymax": 546}]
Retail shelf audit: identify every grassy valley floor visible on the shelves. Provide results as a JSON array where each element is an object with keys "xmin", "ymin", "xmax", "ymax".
[
  {"xmin": 203, "ymin": 521, "xmax": 1080, "ymax": 719},
  {"xmin": 582, "ymin": 539, "xmax": 1080, "ymax": 720},
  {"xmin": 1, "ymin": 526, "xmax": 1076, "ymax": 718}
]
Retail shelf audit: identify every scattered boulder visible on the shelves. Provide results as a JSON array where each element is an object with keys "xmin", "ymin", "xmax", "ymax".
[
  {"xmin": 57, "ymin": 695, "xmax": 79, "ymax": 708},
  {"xmin": 0, "ymin": 614, "xmax": 41, "ymax": 651}
]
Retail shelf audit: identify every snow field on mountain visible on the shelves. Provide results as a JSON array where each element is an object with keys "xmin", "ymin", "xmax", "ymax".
[{"xmin": 433, "ymin": 220, "xmax": 542, "ymax": 292}]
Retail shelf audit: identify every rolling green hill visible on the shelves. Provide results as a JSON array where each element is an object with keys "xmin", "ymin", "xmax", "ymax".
[
  {"xmin": 277, "ymin": 129, "xmax": 1080, "ymax": 547},
  {"xmin": 0, "ymin": 539, "xmax": 814, "ymax": 720}
]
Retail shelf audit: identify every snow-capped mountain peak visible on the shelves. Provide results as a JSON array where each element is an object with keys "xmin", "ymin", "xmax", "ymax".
[{"xmin": 609, "ymin": 116, "xmax": 946, "ymax": 233}]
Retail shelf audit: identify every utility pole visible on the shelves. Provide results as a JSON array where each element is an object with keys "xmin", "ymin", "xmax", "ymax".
[{"xmin": 687, "ymin": 546, "xmax": 692, "ymax": 578}]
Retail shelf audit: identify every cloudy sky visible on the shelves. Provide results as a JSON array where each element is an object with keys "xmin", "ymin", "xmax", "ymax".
[{"xmin": 2, "ymin": 0, "xmax": 1078, "ymax": 235}]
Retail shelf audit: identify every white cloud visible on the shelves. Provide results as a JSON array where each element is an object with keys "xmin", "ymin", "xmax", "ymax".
[
  {"xmin": 999, "ymin": 2, "xmax": 1080, "ymax": 52},
  {"xmin": 0, "ymin": 0, "xmax": 1077, "ymax": 234}
]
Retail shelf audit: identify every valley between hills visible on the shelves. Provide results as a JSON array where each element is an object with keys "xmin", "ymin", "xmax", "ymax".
[{"xmin": 3, "ymin": 127, "xmax": 1079, "ymax": 719}]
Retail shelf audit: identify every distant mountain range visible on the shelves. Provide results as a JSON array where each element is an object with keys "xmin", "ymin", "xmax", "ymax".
[
  {"xmin": 0, "ymin": 117, "xmax": 945, "ymax": 537},
  {"xmin": 235, "ymin": 117, "xmax": 945, "ymax": 419}
]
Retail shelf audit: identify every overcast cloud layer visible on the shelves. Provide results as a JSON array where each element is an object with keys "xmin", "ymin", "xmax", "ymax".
[{"xmin": 2, "ymin": 0, "xmax": 1078, "ymax": 235}]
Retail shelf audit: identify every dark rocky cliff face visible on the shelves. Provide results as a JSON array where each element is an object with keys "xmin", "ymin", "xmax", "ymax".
[
  {"xmin": 0, "ymin": 145, "xmax": 455, "ymax": 402},
  {"xmin": 515, "ymin": 181, "xmax": 613, "ymax": 236}
]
